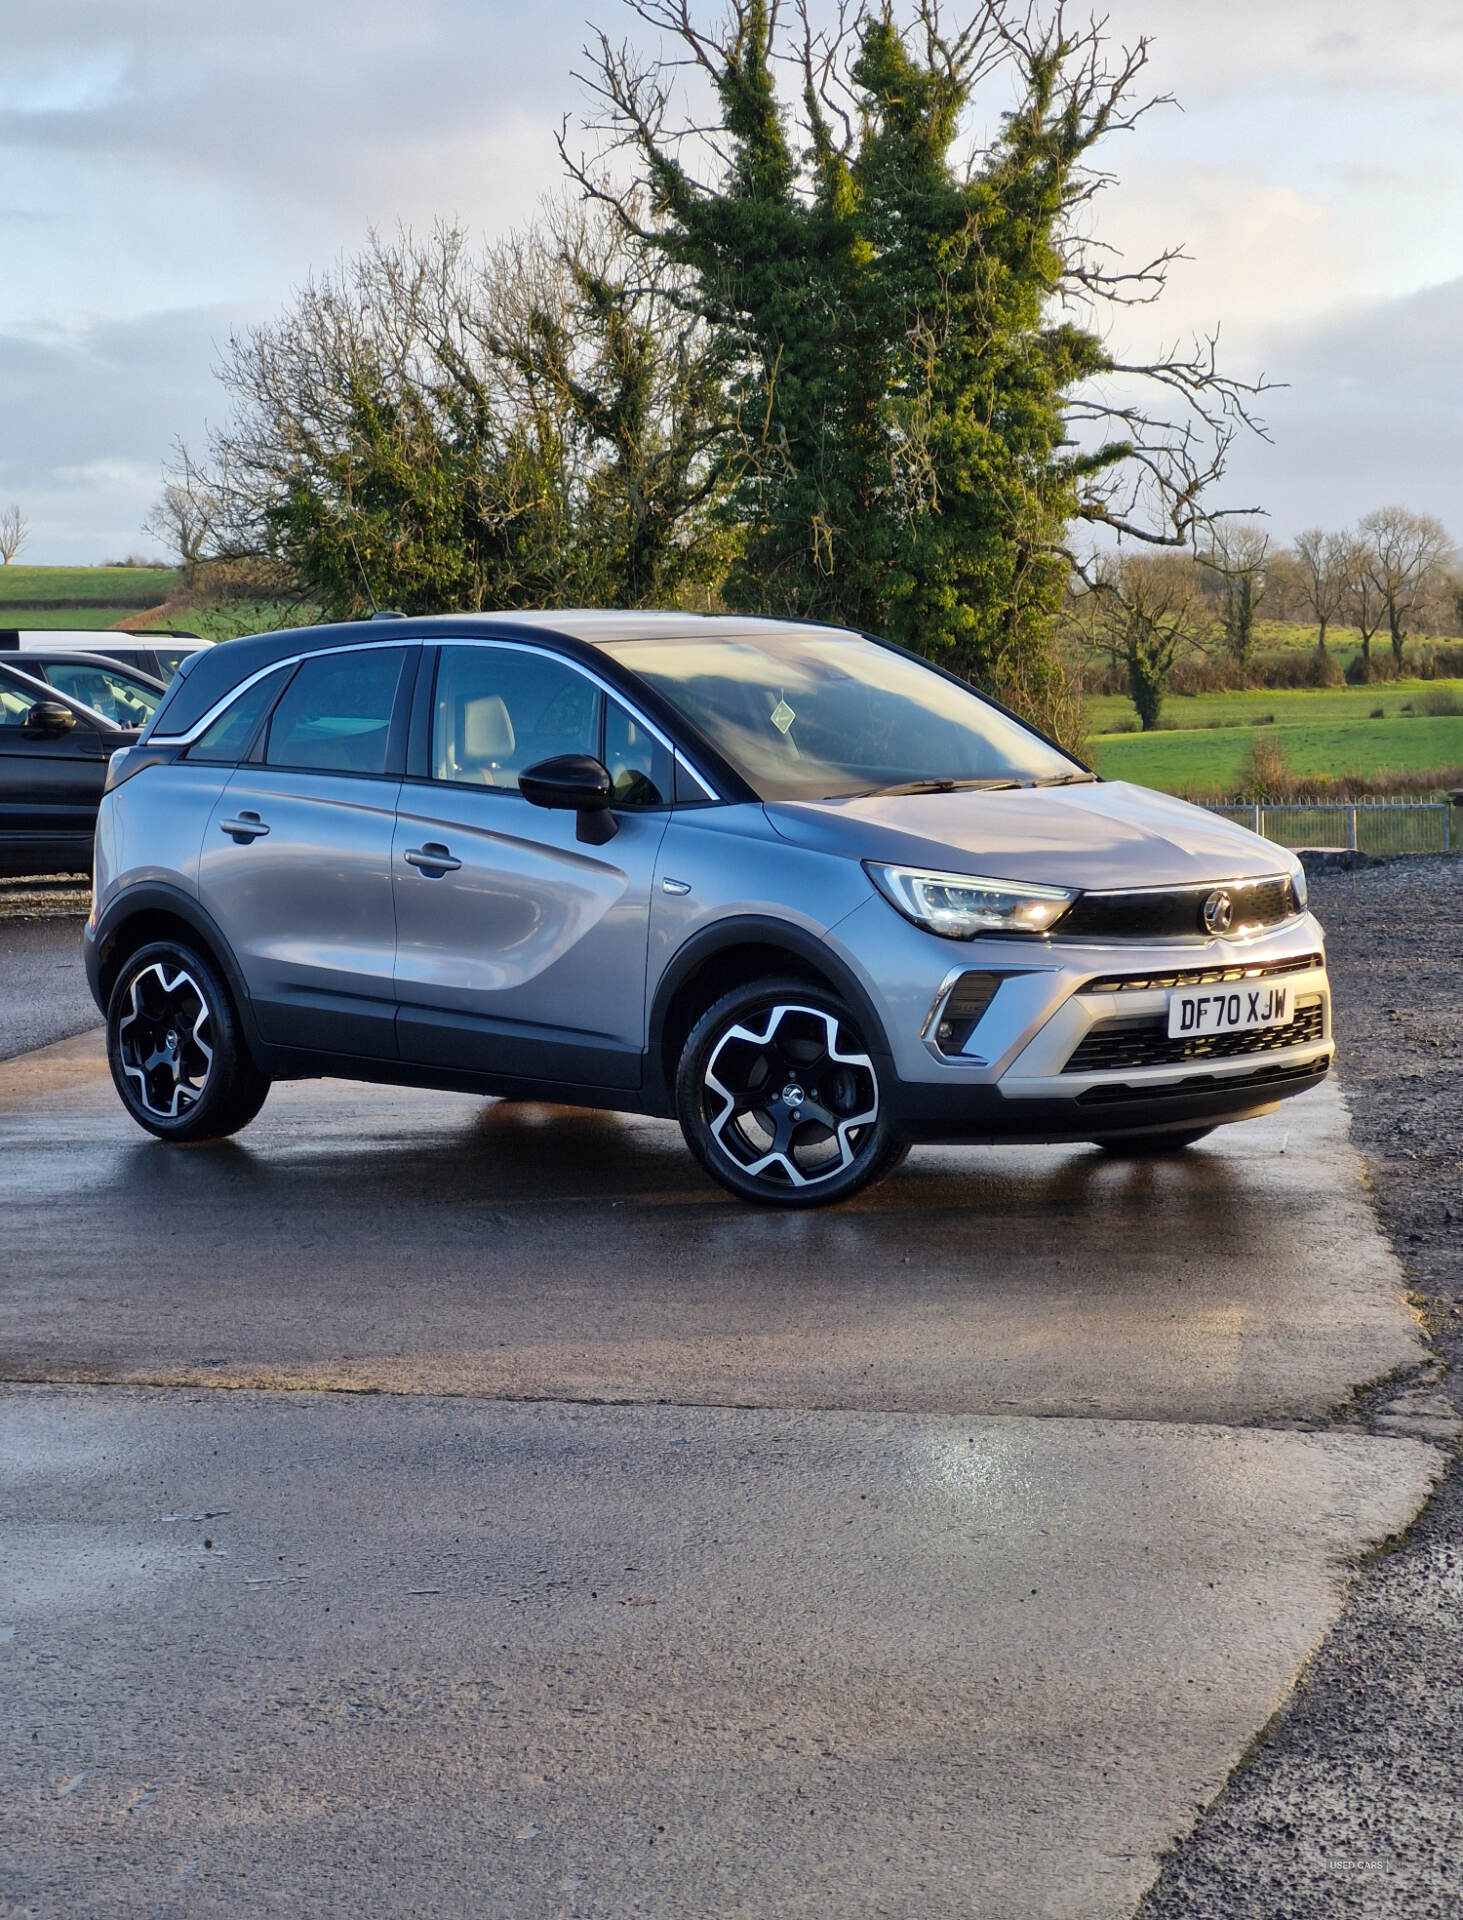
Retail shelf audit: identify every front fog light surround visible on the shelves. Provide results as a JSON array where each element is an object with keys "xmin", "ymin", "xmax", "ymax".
[{"xmin": 866, "ymin": 862, "xmax": 1077, "ymax": 939}]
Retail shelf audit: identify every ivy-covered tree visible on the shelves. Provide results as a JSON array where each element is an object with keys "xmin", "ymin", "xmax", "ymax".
[
  {"xmin": 569, "ymin": 0, "xmax": 1264, "ymax": 725},
  {"xmin": 180, "ymin": 212, "xmax": 728, "ymax": 618}
]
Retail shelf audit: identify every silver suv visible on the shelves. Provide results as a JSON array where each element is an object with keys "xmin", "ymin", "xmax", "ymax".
[{"xmin": 85, "ymin": 613, "xmax": 1332, "ymax": 1206}]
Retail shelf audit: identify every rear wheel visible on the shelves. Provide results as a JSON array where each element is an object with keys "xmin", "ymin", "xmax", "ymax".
[
  {"xmin": 106, "ymin": 939, "xmax": 270, "ymax": 1143},
  {"xmin": 1094, "ymin": 1126, "xmax": 1215, "ymax": 1155},
  {"xmin": 675, "ymin": 977, "xmax": 905, "ymax": 1207}
]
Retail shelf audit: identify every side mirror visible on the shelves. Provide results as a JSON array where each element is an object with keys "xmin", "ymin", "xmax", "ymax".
[
  {"xmin": 520, "ymin": 754, "xmax": 619, "ymax": 844},
  {"xmin": 22, "ymin": 701, "xmax": 77, "ymax": 738}
]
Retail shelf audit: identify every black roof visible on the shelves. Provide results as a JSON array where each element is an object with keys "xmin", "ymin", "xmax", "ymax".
[{"xmin": 146, "ymin": 610, "xmax": 858, "ymax": 741}]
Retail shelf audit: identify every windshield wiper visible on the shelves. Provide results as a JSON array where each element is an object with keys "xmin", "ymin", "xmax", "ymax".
[
  {"xmin": 1031, "ymin": 772, "xmax": 1097, "ymax": 788},
  {"xmin": 859, "ymin": 776, "xmax": 1022, "ymax": 798}
]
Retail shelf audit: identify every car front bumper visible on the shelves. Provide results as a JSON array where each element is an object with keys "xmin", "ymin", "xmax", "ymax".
[{"xmin": 829, "ymin": 898, "xmax": 1334, "ymax": 1144}]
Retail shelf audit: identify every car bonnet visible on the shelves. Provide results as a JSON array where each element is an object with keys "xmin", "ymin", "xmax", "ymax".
[{"xmin": 762, "ymin": 780, "xmax": 1290, "ymax": 892}]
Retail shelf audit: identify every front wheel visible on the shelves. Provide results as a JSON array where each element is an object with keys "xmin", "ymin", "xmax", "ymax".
[
  {"xmin": 675, "ymin": 978, "xmax": 905, "ymax": 1207},
  {"xmin": 106, "ymin": 939, "xmax": 270, "ymax": 1143}
]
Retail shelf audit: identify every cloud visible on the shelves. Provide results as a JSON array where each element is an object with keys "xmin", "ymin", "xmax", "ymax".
[
  {"xmin": 1217, "ymin": 278, "xmax": 1463, "ymax": 540},
  {"xmin": 4, "ymin": 2, "xmax": 1463, "ymax": 557},
  {"xmin": 0, "ymin": 306, "xmax": 244, "ymax": 561}
]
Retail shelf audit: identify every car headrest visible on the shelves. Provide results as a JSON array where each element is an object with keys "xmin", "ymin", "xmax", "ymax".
[{"xmin": 463, "ymin": 694, "xmax": 514, "ymax": 760}]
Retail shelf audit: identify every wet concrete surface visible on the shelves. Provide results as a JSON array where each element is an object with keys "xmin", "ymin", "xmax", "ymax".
[
  {"xmin": 0, "ymin": 905, "xmax": 94, "ymax": 1062},
  {"xmin": 0, "ymin": 908, "xmax": 1448, "ymax": 1916},
  {"xmin": 0, "ymin": 1388, "xmax": 1439, "ymax": 1920},
  {"xmin": 0, "ymin": 1037, "xmax": 1427, "ymax": 1423}
]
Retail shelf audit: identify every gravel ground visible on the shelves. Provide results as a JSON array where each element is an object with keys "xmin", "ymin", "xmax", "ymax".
[
  {"xmin": 1143, "ymin": 856, "xmax": 1463, "ymax": 1920},
  {"xmin": 0, "ymin": 879, "xmax": 95, "ymax": 1061}
]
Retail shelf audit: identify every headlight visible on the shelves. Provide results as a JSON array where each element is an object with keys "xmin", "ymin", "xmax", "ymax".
[
  {"xmin": 1290, "ymin": 861, "xmax": 1308, "ymax": 913},
  {"xmin": 865, "ymin": 862, "xmax": 1077, "ymax": 938}
]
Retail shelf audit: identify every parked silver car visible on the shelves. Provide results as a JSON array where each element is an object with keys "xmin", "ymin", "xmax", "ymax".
[{"xmin": 85, "ymin": 613, "xmax": 1332, "ymax": 1205}]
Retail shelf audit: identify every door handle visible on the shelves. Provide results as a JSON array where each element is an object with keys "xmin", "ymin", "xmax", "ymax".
[
  {"xmin": 403, "ymin": 842, "xmax": 461, "ymax": 875},
  {"xmin": 220, "ymin": 811, "xmax": 270, "ymax": 843}
]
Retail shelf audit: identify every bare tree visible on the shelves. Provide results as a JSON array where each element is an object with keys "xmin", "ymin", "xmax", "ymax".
[
  {"xmin": 143, "ymin": 458, "xmax": 215, "ymax": 568},
  {"xmin": 1292, "ymin": 527, "xmax": 1350, "ymax": 652},
  {"xmin": 1357, "ymin": 507, "xmax": 1453, "ymax": 669},
  {"xmin": 0, "ymin": 504, "xmax": 28, "ymax": 565},
  {"xmin": 1086, "ymin": 552, "xmax": 1205, "ymax": 730},
  {"xmin": 1341, "ymin": 534, "xmax": 1386, "ymax": 667},
  {"xmin": 1202, "ymin": 522, "xmax": 1270, "ymax": 669}
]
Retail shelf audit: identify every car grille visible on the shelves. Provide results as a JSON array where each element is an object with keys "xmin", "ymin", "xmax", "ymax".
[
  {"xmin": 1079, "ymin": 952, "xmax": 1324, "ymax": 994},
  {"xmin": 1056, "ymin": 876, "xmax": 1298, "ymax": 941},
  {"xmin": 1075, "ymin": 1058, "xmax": 1326, "ymax": 1106},
  {"xmin": 1063, "ymin": 997, "xmax": 1325, "ymax": 1075}
]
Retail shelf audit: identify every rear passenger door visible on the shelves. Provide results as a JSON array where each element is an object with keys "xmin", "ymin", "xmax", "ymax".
[
  {"xmin": 391, "ymin": 642, "xmax": 672, "ymax": 1088},
  {"xmin": 198, "ymin": 645, "xmax": 412, "ymax": 1059}
]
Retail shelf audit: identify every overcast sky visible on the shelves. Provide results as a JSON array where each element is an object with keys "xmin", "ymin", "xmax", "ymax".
[{"xmin": 3, "ymin": 0, "xmax": 1462, "ymax": 563}]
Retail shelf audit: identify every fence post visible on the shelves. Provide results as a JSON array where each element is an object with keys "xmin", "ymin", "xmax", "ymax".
[
  {"xmin": 1252, "ymin": 802, "xmax": 1262, "ymax": 836},
  {"xmin": 1348, "ymin": 807, "xmax": 1358, "ymax": 852}
]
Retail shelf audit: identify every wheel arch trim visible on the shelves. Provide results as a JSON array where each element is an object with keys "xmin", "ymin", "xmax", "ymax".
[
  {"xmin": 88, "ymin": 882, "xmax": 258, "ymax": 1046},
  {"xmin": 647, "ymin": 914, "xmax": 892, "ymax": 1109}
]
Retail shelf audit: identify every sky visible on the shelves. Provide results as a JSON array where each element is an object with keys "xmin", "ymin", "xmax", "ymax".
[{"xmin": 3, "ymin": 0, "xmax": 1462, "ymax": 563}]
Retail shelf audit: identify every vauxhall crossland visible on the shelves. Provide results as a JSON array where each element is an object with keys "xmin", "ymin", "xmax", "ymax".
[{"xmin": 85, "ymin": 613, "xmax": 1333, "ymax": 1205}]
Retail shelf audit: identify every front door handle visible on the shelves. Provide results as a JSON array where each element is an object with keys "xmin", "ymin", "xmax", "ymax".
[
  {"xmin": 403, "ymin": 842, "xmax": 461, "ymax": 876},
  {"xmin": 220, "ymin": 811, "xmax": 270, "ymax": 843}
]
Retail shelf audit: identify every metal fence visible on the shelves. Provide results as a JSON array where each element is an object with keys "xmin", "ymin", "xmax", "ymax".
[{"xmin": 1204, "ymin": 799, "xmax": 1457, "ymax": 857}]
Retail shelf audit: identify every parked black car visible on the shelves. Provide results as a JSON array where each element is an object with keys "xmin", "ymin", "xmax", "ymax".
[
  {"xmin": 0, "ymin": 661, "xmax": 139, "ymax": 878},
  {"xmin": 6, "ymin": 652, "xmax": 166, "ymax": 730}
]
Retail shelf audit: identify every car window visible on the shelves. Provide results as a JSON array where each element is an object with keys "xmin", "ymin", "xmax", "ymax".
[
  {"xmin": 432, "ymin": 645, "xmax": 600, "ymax": 791},
  {"xmin": 603, "ymin": 631, "xmax": 1081, "ymax": 801},
  {"xmin": 265, "ymin": 648, "xmax": 407, "ymax": 776},
  {"xmin": 604, "ymin": 697, "xmax": 672, "ymax": 808},
  {"xmin": 40, "ymin": 664, "xmax": 158, "ymax": 728},
  {"xmin": 188, "ymin": 665, "xmax": 297, "ymax": 764},
  {"xmin": 152, "ymin": 649, "xmax": 198, "ymax": 680},
  {"xmin": 0, "ymin": 675, "xmax": 42, "ymax": 726}
]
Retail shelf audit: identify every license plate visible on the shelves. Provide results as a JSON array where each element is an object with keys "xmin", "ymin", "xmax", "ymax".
[{"xmin": 1167, "ymin": 981, "xmax": 1293, "ymax": 1039}]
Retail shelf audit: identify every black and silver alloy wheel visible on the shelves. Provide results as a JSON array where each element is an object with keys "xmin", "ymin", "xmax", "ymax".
[
  {"xmin": 676, "ymin": 977, "xmax": 907, "ymax": 1206},
  {"xmin": 106, "ymin": 939, "xmax": 271, "ymax": 1143},
  {"xmin": 115, "ymin": 960, "xmax": 214, "ymax": 1120}
]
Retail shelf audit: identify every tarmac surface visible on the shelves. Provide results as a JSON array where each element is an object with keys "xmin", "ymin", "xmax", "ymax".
[
  {"xmin": 0, "ymin": 884, "xmax": 95, "ymax": 1061},
  {"xmin": 0, "ymin": 904, "xmax": 1451, "ymax": 1916}
]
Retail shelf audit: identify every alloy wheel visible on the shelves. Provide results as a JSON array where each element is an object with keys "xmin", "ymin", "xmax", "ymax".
[
  {"xmin": 703, "ymin": 1001, "xmax": 879, "ymax": 1190},
  {"xmin": 115, "ymin": 961, "xmax": 215, "ymax": 1120}
]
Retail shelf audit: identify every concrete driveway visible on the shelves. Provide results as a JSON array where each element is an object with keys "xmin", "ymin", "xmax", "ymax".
[{"xmin": 0, "ymin": 1015, "xmax": 1443, "ymax": 1915}]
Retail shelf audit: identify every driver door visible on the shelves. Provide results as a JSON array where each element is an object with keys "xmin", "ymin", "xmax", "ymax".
[
  {"xmin": 392, "ymin": 643, "xmax": 672, "ymax": 1090},
  {"xmin": 0, "ymin": 672, "xmax": 109, "ymax": 875}
]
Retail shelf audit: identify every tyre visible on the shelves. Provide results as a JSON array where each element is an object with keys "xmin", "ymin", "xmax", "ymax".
[
  {"xmin": 106, "ymin": 938, "xmax": 270, "ymax": 1143},
  {"xmin": 1094, "ymin": 1126, "xmax": 1215, "ymax": 1155},
  {"xmin": 675, "ymin": 977, "xmax": 906, "ymax": 1206}
]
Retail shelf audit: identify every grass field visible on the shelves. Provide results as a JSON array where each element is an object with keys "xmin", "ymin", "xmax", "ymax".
[
  {"xmin": 1087, "ymin": 680, "xmax": 1463, "ymax": 734},
  {"xmin": 1089, "ymin": 714, "xmax": 1463, "ymax": 795},
  {"xmin": 0, "ymin": 564, "xmax": 178, "ymax": 609},
  {"xmin": 0, "ymin": 608, "xmax": 178, "ymax": 632}
]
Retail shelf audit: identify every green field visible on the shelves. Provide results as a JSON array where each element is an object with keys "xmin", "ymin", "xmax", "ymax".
[
  {"xmin": 0, "ymin": 607, "xmax": 179, "ymax": 631},
  {"xmin": 1087, "ymin": 680, "xmax": 1463, "ymax": 734},
  {"xmin": 0, "ymin": 564, "xmax": 178, "ymax": 611},
  {"xmin": 1090, "ymin": 714, "xmax": 1463, "ymax": 795}
]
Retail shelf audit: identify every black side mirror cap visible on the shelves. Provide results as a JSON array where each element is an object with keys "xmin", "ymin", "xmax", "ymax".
[
  {"xmin": 22, "ymin": 700, "xmax": 77, "ymax": 738},
  {"xmin": 520, "ymin": 753, "xmax": 619, "ymax": 843}
]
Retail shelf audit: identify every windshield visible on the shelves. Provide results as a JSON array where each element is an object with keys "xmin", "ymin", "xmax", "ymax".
[
  {"xmin": 38, "ymin": 662, "xmax": 160, "ymax": 728},
  {"xmin": 603, "ymin": 630, "xmax": 1083, "ymax": 801}
]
